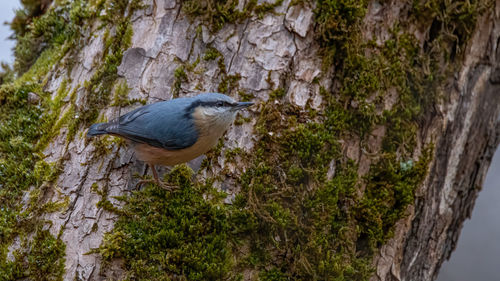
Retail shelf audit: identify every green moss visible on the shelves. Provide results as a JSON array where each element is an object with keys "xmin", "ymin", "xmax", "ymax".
[
  {"xmin": 78, "ymin": 1, "xmax": 137, "ymax": 127},
  {"xmin": 224, "ymin": 147, "xmax": 243, "ymax": 163},
  {"xmin": 232, "ymin": 0, "xmax": 488, "ymax": 278},
  {"xmin": 0, "ymin": 32, "xmax": 70, "ymax": 281},
  {"xmin": 91, "ymin": 182, "xmax": 121, "ymax": 215},
  {"xmin": 9, "ymin": 0, "xmax": 49, "ymax": 41},
  {"xmin": 0, "ymin": 63, "xmax": 15, "ymax": 85},
  {"xmin": 218, "ymin": 73, "xmax": 241, "ymax": 94},
  {"xmin": 233, "ymin": 114, "xmax": 251, "ymax": 126},
  {"xmin": 411, "ymin": 0, "xmax": 491, "ymax": 60},
  {"xmin": 97, "ymin": 230, "xmax": 128, "ymax": 261},
  {"xmin": 111, "ymin": 80, "xmax": 131, "ymax": 106},
  {"xmin": 19, "ymin": 45, "xmax": 68, "ymax": 86},
  {"xmin": 187, "ymin": 55, "xmax": 201, "ymax": 72},
  {"xmin": 269, "ymin": 88, "xmax": 286, "ymax": 99},
  {"xmin": 0, "ymin": 79, "xmax": 66, "ymax": 276},
  {"xmin": 34, "ymin": 79, "xmax": 70, "ymax": 151},
  {"xmin": 0, "ymin": 1, "xmax": 145, "ymax": 279},
  {"xmin": 25, "ymin": 228, "xmax": 66, "ymax": 280},
  {"xmin": 0, "ymin": 82, "xmax": 44, "ymax": 202},
  {"xmin": 314, "ymin": 0, "xmax": 367, "ymax": 67},
  {"xmin": 33, "ymin": 160, "xmax": 60, "ymax": 184},
  {"xmin": 173, "ymin": 65, "xmax": 188, "ymax": 97},
  {"xmin": 238, "ymin": 90, "xmax": 254, "ymax": 102},
  {"xmin": 355, "ymin": 148, "xmax": 432, "ymax": 249},
  {"xmin": 182, "ymin": 0, "xmax": 283, "ymax": 32},
  {"xmin": 42, "ymin": 196, "xmax": 70, "ymax": 213},
  {"xmin": 111, "ymin": 80, "xmax": 146, "ymax": 107},
  {"xmin": 99, "ymin": 166, "xmax": 236, "ymax": 280},
  {"xmin": 0, "ymin": 227, "xmax": 66, "ymax": 281},
  {"xmin": 92, "ymin": 135, "xmax": 123, "ymax": 158},
  {"xmin": 251, "ymin": 0, "xmax": 284, "ymax": 18},
  {"xmin": 90, "ymin": 0, "xmax": 489, "ymax": 280},
  {"xmin": 259, "ymin": 268, "xmax": 288, "ymax": 281},
  {"xmin": 13, "ymin": 0, "xmax": 90, "ymax": 75},
  {"xmin": 204, "ymin": 47, "xmax": 222, "ymax": 61}
]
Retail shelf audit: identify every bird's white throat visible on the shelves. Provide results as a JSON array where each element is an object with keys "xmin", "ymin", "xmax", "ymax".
[{"xmin": 193, "ymin": 106, "xmax": 236, "ymax": 137}]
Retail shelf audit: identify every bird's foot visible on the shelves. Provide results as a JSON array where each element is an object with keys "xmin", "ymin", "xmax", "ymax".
[
  {"xmin": 135, "ymin": 179, "xmax": 178, "ymax": 191},
  {"xmin": 135, "ymin": 179, "xmax": 154, "ymax": 188},
  {"xmin": 135, "ymin": 164, "xmax": 178, "ymax": 191},
  {"xmin": 157, "ymin": 181, "xmax": 178, "ymax": 191}
]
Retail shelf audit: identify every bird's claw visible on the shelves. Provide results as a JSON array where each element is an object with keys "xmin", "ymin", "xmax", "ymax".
[
  {"xmin": 135, "ymin": 179, "xmax": 178, "ymax": 191},
  {"xmin": 157, "ymin": 182, "xmax": 178, "ymax": 191}
]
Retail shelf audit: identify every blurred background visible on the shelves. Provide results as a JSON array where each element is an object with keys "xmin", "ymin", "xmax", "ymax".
[
  {"xmin": 0, "ymin": 0, "xmax": 19, "ymax": 63},
  {"xmin": 437, "ymin": 149, "xmax": 500, "ymax": 281},
  {"xmin": 0, "ymin": 1, "xmax": 498, "ymax": 280}
]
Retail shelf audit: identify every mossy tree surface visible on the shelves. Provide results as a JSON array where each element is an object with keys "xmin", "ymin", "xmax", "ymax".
[
  {"xmin": 100, "ymin": 0, "xmax": 490, "ymax": 281},
  {"xmin": 0, "ymin": 0, "xmax": 492, "ymax": 280},
  {"xmin": 0, "ymin": 0, "xmax": 139, "ymax": 279}
]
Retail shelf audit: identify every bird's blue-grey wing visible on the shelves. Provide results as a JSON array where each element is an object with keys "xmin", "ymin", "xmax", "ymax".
[{"xmin": 105, "ymin": 99, "xmax": 198, "ymax": 150}]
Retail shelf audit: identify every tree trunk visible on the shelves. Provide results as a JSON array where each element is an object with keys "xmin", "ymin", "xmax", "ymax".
[{"xmin": 1, "ymin": 0, "xmax": 499, "ymax": 280}]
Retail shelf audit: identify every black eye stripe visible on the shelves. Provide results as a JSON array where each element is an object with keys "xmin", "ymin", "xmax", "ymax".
[
  {"xmin": 185, "ymin": 100, "xmax": 235, "ymax": 115},
  {"xmin": 207, "ymin": 101, "xmax": 232, "ymax": 107}
]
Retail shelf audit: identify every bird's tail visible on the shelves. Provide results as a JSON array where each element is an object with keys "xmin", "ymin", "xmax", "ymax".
[{"xmin": 87, "ymin": 123, "xmax": 109, "ymax": 137}]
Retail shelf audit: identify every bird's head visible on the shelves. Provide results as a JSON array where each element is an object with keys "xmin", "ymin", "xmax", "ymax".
[{"xmin": 189, "ymin": 93, "xmax": 253, "ymax": 132}]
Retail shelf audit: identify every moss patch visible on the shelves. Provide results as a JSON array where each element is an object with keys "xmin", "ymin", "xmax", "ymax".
[
  {"xmin": 98, "ymin": 0, "xmax": 491, "ymax": 279},
  {"xmin": 182, "ymin": 0, "xmax": 284, "ymax": 32},
  {"xmin": 0, "ymin": 0, "xmax": 143, "ymax": 279},
  {"xmin": 111, "ymin": 80, "xmax": 146, "ymax": 107},
  {"xmin": 12, "ymin": 0, "xmax": 90, "ymax": 75},
  {"xmin": 1, "ymin": 0, "xmax": 488, "ymax": 280},
  {"xmin": 78, "ymin": 4, "xmax": 136, "ymax": 127},
  {"xmin": 99, "ymin": 166, "xmax": 239, "ymax": 280},
  {"xmin": 1, "ymin": 227, "xmax": 66, "ymax": 281},
  {"xmin": 173, "ymin": 65, "xmax": 188, "ymax": 97}
]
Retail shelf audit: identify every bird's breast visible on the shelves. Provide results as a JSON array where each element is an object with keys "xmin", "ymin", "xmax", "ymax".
[
  {"xmin": 133, "ymin": 133, "xmax": 221, "ymax": 166},
  {"xmin": 133, "ymin": 106, "xmax": 232, "ymax": 166}
]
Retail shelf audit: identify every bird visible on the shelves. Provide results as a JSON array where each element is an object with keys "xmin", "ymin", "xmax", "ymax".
[{"xmin": 87, "ymin": 93, "xmax": 253, "ymax": 188}]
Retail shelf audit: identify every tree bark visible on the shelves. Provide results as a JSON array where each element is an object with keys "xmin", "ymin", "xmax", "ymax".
[
  {"xmin": 373, "ymin": 4, "xmax": 500, "ymax": 279},
  {"xmin": 2, "ymin": 0, "xmax": 500, "ymax": 280}
]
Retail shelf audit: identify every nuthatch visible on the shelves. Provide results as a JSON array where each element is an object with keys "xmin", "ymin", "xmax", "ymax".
[{"xmin": 87, "ymin": 93, "xmax": 253, "ymax": 188}]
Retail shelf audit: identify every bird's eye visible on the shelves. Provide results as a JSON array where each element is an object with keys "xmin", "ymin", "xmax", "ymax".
[{"xmin": 216, "ymin": 101, "xmax": 224, "ymax": 107}]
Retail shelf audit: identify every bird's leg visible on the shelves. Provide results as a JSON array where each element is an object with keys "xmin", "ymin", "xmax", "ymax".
[
  {"xmin": 152, "ymin": 164, "xmax": 179, "ymax": 190},
  {"xmin": 135, "ymin": 165, "xmax": 151, "ymax": 189},
  {"xmin": 136, "ymin": 164, "xmax": 177, "ymax": 190},
  {"xmin": 135, "ymin": 164, "xmax": 158, "ymax": 188},
  {"xmin": 151, "ymin": 164, "xmax": 161, "ymax": 184}
]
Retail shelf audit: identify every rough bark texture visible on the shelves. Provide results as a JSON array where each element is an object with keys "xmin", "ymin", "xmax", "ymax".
[
  {"xmin": 373, "ymin": 4, "xmax": 500, "ymax": 280},
  {"xmin": 400, "ymin": 6, "xmax": 500, "ymax": 279},
  {"xmin": 2, "ymin": 0, "xmax": 500, "ymax": 280}
]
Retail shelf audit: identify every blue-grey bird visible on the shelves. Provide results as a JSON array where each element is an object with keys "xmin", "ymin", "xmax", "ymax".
[{"xmin": 87, "ymin": 93, "xmax": 253, "ymax": 187}]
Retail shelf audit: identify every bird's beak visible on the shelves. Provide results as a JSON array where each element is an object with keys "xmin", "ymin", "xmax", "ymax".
[{"xmin": 233, "ymin": 102, "xmax": 254, "ymax": 110}]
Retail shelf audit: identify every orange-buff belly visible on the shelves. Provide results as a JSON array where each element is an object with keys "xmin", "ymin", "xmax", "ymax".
[{"xmin": 133, "ymin": 136, "xmax": 217, "ymax": 166}]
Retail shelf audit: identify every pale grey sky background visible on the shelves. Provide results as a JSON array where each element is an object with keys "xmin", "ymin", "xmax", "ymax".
[
  {"xmin": 437, "ymin": 148, "xmax": 500, "ymax": 281},
  {"xmin": 0, "ymin": 0, "xmax": 20, "ymax": 63},
  {"xmin": 0, "ymin": 0, "xmax": 498, "ymax": 279}
]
